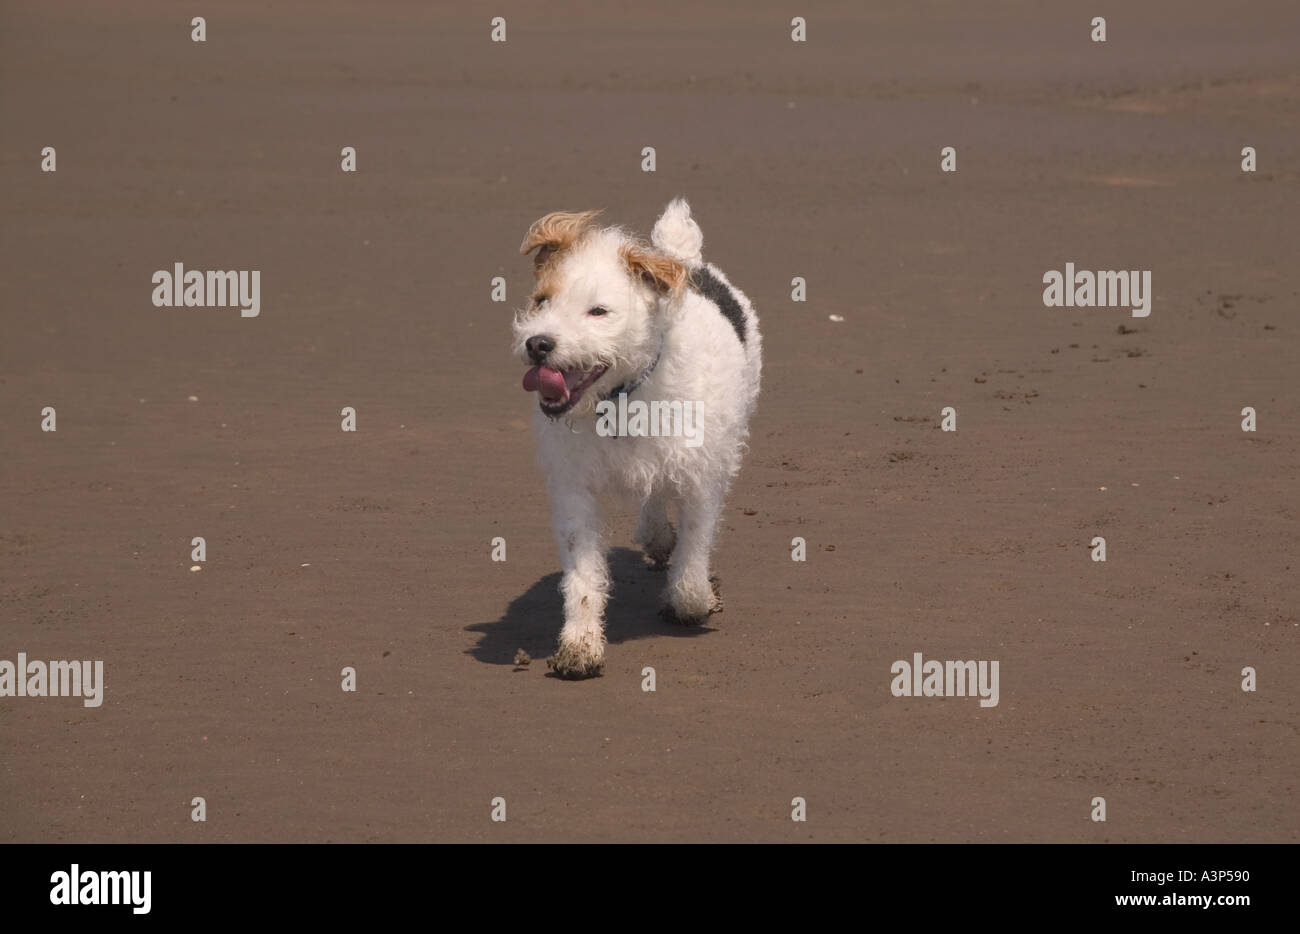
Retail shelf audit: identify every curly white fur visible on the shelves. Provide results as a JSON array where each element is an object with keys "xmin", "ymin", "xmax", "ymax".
[
  {"xmin": 513, "ymin": 199, "xmax": 762, "ymax": 679},
  {"xmin": 651, "ymin": 197, "xmax": 704, "ymax": 266}
]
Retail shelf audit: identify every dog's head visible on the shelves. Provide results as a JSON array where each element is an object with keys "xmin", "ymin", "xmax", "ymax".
[{"xmin": 513, "ymin": 210, "xmax": 687, "ymax": 418}]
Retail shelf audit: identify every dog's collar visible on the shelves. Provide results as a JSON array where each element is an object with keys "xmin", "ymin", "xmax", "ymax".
[{"xmin": 601, "ymin": 350, "xmax": 661, "ymax": 401}]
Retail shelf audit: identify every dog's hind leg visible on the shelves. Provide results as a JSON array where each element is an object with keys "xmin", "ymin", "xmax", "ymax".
[
  {"xmin": 546, "ymin": 484, "xmax": 609, "ymax": 679},
  {"xmin": 661, "ymin": 481, "xmax": 726, "ymax": 625},
  {"xmin": 634, "ymin": 491, "xmax": 675, "ymax": 571}
]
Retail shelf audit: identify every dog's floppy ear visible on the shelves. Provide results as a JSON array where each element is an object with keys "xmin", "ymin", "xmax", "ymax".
[
  {"xmin": 520, "ymin": 209, "xmax": 603, "ymax": 270},
  {"xmin": 621, "ymin": 242, "xmax": 688, "ymax": 297}
]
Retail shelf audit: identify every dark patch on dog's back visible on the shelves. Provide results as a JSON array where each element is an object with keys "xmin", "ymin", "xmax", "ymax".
[{"xmin": 689, "ymin": 266, "xmax": 747, "ymax": 345}]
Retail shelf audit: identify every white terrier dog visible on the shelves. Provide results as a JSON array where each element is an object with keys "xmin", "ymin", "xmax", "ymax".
[{"xmin": 512, "ymin": 199, "xmax": 762, "ymax": 679}]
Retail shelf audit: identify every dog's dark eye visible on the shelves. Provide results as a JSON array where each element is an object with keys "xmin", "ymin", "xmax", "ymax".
[
  {"xmin": 588, "ymin": 306, "xmax": 609, "ymax": 317},
  {"xmin": 533, "ymin": 294, "xmax": 549, "ymax": 306}
]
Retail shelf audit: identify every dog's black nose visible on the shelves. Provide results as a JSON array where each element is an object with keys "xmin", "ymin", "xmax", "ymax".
[{"xmin": 526, "ymin": 335, "xmax": 556, "ymax": 363}]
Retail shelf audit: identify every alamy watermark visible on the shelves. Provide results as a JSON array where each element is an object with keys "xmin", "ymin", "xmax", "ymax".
[
  {"xmin": 890, "ymin": 652, "xmax": 999, "ymax": 707},
  {"xmin": 0, "ymin": 653, "xmax": 103, "ymax": 707},
  {"xmin": 50, "ymin": 864, "xmax": 150, "ymax": 914},
  {"xmin": 594, "ymin": 394, "xmax": 703, "ymax": 448},
  {"xmin": 152, "ymin": 263, "xmax": 260, "ymax": 318},
  {"xmin": 1043, "ymin": 263, "xmax": 1151, "ymax": 318}
]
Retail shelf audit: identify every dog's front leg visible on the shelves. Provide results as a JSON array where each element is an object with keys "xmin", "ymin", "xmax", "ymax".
[
  {"xmin": 662, "ymin": 481, "xmax": 725, "ymax": 625},
  {"xmin": 547, "ymin": 481, "xmax": 609, "ymax": 679}
]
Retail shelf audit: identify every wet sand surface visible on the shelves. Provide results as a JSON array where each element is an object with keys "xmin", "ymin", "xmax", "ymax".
[{"xmin": 1, "ymin": 1, "xmax": 1297, "ymax": 841}]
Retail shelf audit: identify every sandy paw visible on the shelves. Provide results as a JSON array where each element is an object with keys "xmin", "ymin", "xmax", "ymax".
[
  {"xmin": 547, "ymin": 643, "xmax": 605, "ymax": 679},
  {"xmin": 661, "ymin": 577, "xmax": 723, "ymax": 625}
]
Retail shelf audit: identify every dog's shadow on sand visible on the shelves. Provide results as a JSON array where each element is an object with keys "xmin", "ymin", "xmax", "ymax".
[{"xmin": 466, "ymin": 547, "xmax": 713, "ymax": 671}]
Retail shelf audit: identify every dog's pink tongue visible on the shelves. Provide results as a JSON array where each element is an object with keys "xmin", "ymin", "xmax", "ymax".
[{"xmin": 522, "ymin": 366, "xmax": 569, "ymax": 402}]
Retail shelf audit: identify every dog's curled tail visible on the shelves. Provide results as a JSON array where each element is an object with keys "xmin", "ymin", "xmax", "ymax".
[{"xmin": 651, "ymin": 198, "xmax": 704, "ymax": 268}]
